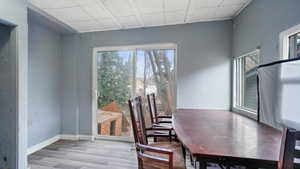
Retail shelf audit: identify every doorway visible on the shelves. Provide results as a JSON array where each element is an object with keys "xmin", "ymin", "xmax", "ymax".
[{"xmin": 92, "ymin": 44, "xmax": 177, "ymax": 141}]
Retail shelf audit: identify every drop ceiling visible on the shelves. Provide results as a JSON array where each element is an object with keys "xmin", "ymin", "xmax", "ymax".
[{"xmin": 28, "ymin": 0, "xmax": 251, "ymax": 33}]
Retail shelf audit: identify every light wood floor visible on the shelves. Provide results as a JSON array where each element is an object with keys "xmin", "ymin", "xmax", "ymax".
[{"xmin": 28, "ymin": 139, "xmax": 220, "ymax": 169}]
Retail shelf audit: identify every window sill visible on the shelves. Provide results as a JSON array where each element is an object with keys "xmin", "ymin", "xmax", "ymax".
[{"xmin": 232, "ymin": 107, "xmax": 258, "ymax": 121}]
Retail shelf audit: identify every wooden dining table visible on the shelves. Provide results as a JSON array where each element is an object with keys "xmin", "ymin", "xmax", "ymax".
[{"xmin": 172, "ymin": 109, "xmax": 283, "ymax": 169}]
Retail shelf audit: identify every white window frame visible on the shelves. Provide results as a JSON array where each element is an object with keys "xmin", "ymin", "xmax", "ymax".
[
  {"xmin": 233, "ymin": 50, "xmax": 260, "ymax": 120},
  {"xmin": 279, "ymin": 23, "xmax": 300, "ymax": 60}
]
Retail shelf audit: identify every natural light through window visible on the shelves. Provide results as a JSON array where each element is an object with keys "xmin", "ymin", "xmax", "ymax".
[
  {"xmin": 233, "ymin": 50, "xmax": 260, "ymax": 115},
  {"xmin": 280, "ymin": 24, "xmax": 300, "ymax": 60},
  {"xmin": 289, "ymin": 32, "xmax": 300, "ymax": 59},
  {"xmin": 93, "ymin": 44, "xmax": 176, "ymax": 140}
]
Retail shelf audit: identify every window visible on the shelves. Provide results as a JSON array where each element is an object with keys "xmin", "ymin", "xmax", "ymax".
[
  {"xmin": 289, "ymin": 33, "xmax": 300, "ymax": 59},
  {"xmin": 280, "ymin": 24, "xmax": 300, "ymax": 60},
  {"xmin": 233, "ymin": 50, "xmax": 260, "ymax": 115}
]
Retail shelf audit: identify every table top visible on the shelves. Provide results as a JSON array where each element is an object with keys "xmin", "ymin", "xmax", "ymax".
[{"xmin": 173, "ymin": 109, "xmax": 282, "ymax": 163}]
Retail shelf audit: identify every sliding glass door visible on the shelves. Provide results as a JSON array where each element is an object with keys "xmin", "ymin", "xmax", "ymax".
[{"xmin": 93, "ymin": 44, "xmax": 176, "ymax": 140}]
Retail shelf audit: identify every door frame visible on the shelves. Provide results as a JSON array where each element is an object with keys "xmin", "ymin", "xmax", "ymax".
[{"xmin": 91, "ymin": 43, "xmax": 178, "ymax": 142}]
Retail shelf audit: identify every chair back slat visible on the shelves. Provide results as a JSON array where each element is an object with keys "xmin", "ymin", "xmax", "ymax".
[
  {"xmin": 128, "ymin": 96, "xmax": 148, "ymax": 145},
  {"xmin": 147, "ymin": 93, "xmax": 158, "ymax": 124},
  {"xmin": 278, "ymin": 128, "xmax": 297, "ymax": 169}
]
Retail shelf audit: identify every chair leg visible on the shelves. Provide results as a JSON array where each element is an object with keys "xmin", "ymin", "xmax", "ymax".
[{"xmin": 199, "ymin": 162, "xmax": 207, "ymax": 169}]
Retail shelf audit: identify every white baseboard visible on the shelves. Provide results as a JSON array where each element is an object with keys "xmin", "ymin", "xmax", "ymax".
[
  {"xmin": 60, "ymin": 134, "xmax": 79, "ymax": 140},
  {"xmin": 27, "ymin": 135, "xmax": 60, "ymax": 155},
  {"xmin": 28, "ymin": 134, "xmax": 94, "ymax": 155},
  {"xmin": 78, "ymin": 135, "xmax": 94, "ymax": 140},
  {"xmin": 96, "ymin": 135, "xmax": 133, "ymax": 143},
  {"xmin": 60, "ymin": 134, "xmax": 94, "ymax": 141}
]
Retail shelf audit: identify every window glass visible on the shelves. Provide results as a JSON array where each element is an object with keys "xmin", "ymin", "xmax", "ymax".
[
  {"xmin": 234, "ymin": 51, "xmax": 260, "ymax": 112},
  {"xmin": 289, "ymin": 33, "xmax": 300, "ymax": 59}
]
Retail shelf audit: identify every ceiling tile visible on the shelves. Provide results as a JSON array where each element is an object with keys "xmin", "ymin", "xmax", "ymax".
[
  {"xmin": 29, "ymin": 0, "xmax": 77, "ymax": 9},
  {"xmin": 136, "ymin": 0, "xmax": 163, "ymax": 14},
  {"xmin": 187, "ymin": 7, "xmax": 216, "ymax": 22},
  {"xmin": 118, "ymin": 16, "xmax": 141, "ymax": 28},
  {"xmin": 165, "ymin": 11, "xmax": 185, "ymax": 25},
  {"xmin": 66, "ymin": 22, "xmax": 101, "ymax": 32},
  {"xmin": 165, "ymin": 0, "xmax": 189, "ymax": 12},
  {"xmin": 102, "ymin": 0, "xmax": 135, "ymax": 17},
  {"xmin": 66, "ymin": 20, "xmax": 100, "ymax": 28},
  {"xmin": 190, "ymin": 0, "xmax": 223, "ymax": 8},
  {"xmin": 214, "ymin": 4, "xmax": 243, "ymax": 18},
  {"xmin": 72, "ymin": 0, "xmax": 98, "ymax": 6},
  {"xmin": 221, "ymin": 0, "xmax": 249, "ymax": 6},
  {"xmin": 74, "ymin": 21, "xmax": 120, "ymax": 32},
  {"xmin": 45, "ymin": 7, "xmax": 91, "ymax": 22},
  {"xmin": 142, "ymin": 13, "xmax": 164, "ymax": 26},
  {"xmin": 80, "ymin": 4, "xmax": 112, "ymax": 19},
  {"xmin": 75, "ymin": 25, "xmax": 108, "ymax": 32},
  {"xmin": 97, "ymin": 18, "xmax": 120, "ymax": 28}
]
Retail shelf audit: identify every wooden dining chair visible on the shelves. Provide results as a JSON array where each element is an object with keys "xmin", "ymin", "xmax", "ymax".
[
  {"xmin": 130, "ymin": 96, "xmax": 175, "ymax": 142},
  {"xmin": 278, "ymin": 128, "xmax": 300, "ymax": 169},
  {"xmin": 147, "ymin": 93, "xmax": 197, "ymax": 166},
  {"xmin": 147, "ymin": 93, "xmax": 172, "ymax": 125},
  {"xmin": 128, "ymin": 96, "xmax": 186, "ymax": 169},
  {"xmin": 147, "ymin": 93, "xmax": 177, "ymax": 142}
]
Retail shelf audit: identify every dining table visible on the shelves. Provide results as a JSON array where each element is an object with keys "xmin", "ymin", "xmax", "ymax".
[{"xmin": 172, "ymin": 109, "xmax": 283, "ymax": 169}]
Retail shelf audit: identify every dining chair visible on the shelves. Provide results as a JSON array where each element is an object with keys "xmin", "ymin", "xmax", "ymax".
[
  {"xmin": 147, "ymin": 93, "xmax": 172, "ymax": 125},
  {"xmin": 130, "ymin": 96, "xmax": 175, "ymax": 142},
  {"xmin": 128, "ymin": 96, "xmax": 186, "ymax": 169},
  {"xmin": 147, "ymin": 93, "xmax": 177, "ymax": 142},
  {"xmin": 147, "ymin": 93, "xmax": 195, "ymax": 166},
  {"xmin": 278, "ymin": 128, "xmax": 300, "ymax": 169}
]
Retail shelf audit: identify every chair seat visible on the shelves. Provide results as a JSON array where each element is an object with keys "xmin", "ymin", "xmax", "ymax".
[
  {"xmin": 142, "ymin": 142, "xmax": 186, "ymax": 169},
  {"xmin": 146, "ymin": 130, "xmax": 170, "ymax": 136},
  {"xmin": 146, "ymin": 129, "xmax": 177, "ymax": 142}
]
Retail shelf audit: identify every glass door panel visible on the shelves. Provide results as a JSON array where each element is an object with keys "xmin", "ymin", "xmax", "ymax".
[
  {"xmin": 136, "ymin": 49, "xmax": 176, "ymax": 127},
  {"xmin": 96, "ymin": 50, "xmax": 135, "ymax": 138}
]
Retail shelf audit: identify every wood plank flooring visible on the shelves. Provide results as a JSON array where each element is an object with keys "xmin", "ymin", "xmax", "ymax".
[{"xmin": 28, "ymin": 139, "xmax": 221, "ymax": 169}]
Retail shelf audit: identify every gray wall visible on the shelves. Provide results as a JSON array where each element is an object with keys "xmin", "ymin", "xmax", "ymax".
[
  {"xmin": 0, "ymin": 0, "xmax": 28, "ymax": 168},
  {"xmin": 0, "ymin": 24, "xmax": 17, "ymax": 169},
  {"xmin": 61, "ymin": 21, "xmax": 233, "ymax": 135},
  {"xmin": 233, "ymin": 0, "xmax": 300, "ymax": 63},
  {"xmin": 28, "ymin": 13, "xmax": 62, "ymax": 147}
]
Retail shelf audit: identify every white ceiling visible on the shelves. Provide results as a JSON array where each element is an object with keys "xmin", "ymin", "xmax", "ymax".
[{"xmin": 29, "ymin": 0, "xmax": 251, "ymax": 33}]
